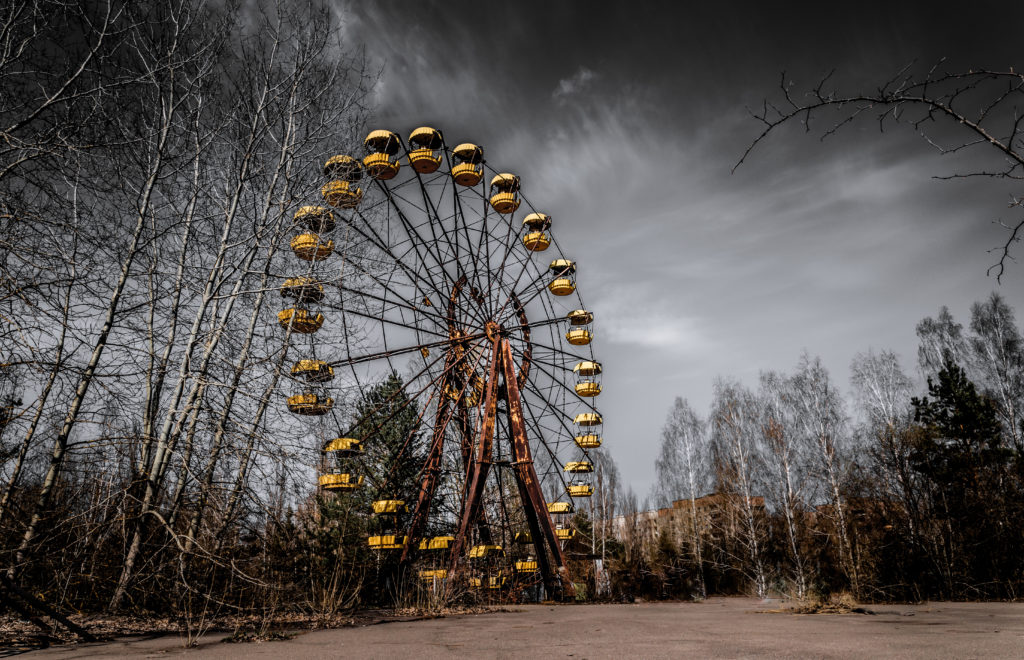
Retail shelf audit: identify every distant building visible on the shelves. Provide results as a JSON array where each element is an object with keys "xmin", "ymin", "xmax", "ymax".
[{"xmin": 610, "ymin": 492, "xmax": 766, "ymax": 548}]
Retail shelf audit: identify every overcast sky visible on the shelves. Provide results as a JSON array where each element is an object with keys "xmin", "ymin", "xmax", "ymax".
[{"xmin": 338, "ymin": 1, "xmax": 1024, "ymax": 496}]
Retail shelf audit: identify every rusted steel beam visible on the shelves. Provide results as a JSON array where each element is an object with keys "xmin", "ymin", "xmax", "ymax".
[
  {"xmin": 401, "ymin": 393, "xmax": 453, "ymax": 564},
  {"xmin": 500, "ymin": 338, "xmax": 575, "ymax": 600},
  {"xmin": 448, "ymin": 335, "xmax": 501, "ymax": 573}
]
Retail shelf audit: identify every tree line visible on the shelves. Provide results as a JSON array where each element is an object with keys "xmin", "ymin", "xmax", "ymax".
[
  {"xmin": 0, "ymin": 0, "xmax": 392, "ymax": 620},
  {"xmin": 606, "ymin": 292, "xmax": 1024, "ymax": 602}
]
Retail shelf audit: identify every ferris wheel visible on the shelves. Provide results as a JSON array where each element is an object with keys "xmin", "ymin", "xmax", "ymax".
[{"xmin": 279, "ymin": 126, "xmax": 604, "ymax": 599}]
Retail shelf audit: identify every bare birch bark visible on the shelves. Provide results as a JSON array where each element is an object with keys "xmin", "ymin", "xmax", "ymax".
[
  {"xmin": 710, "ymin": 380, "xmax": 767, "ymax": 597},
  {"xmin": 790, "ymin": 354, "xmax": 858, "ymax": 595},
  {"xmin": 759, "ymin": 372, "xmax": 809, "ymax": 599}
]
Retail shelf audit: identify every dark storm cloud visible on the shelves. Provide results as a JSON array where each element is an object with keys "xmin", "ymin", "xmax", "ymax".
[{"xmin": 340, "ymin": 1, "xmax": 1024, "ymax": 494}]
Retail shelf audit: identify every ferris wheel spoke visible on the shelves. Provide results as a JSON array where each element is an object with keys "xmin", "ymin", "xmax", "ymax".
[
  {"xmin": 348, "ymin": 208, "xmax": 452, "ymax": 317},
  {"xmin": 412, "ymin": 168, "xmax": 465, "ymax": 273},
  {"xmin": 511, "ymin": 337, "xmax": 590, "ymax": 369},
  {"xmin": 373, "ymin": 178, "xmax": 460, "ymax": 291},
  {"xmin": 333, "ymin": 278, "xmax": 455, "ymax": 330},
  {"xmin": 328, "ymin": 331, "xmax": 488, "ymax": 369},
  {"xmin": 448, "ymin": 195, "xmax": 497, "ymax": 324},
  {"xmin": 337, "ymin": 341, "xmax": 451, "ymax": 440},
  {"xmin": 329, "ymin": 300, "xmax": 450, "ymax": 340},
  {"xmin": 516, "ymin": 383, "xmax": 576, "ymax": 498}
]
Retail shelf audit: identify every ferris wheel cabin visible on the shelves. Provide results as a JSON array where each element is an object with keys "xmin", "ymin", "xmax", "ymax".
[
  {"xmin": 363, "ymin": 129, "xmax": 402, "ymax": 180},
  {"xmin": 574, "ymin": 411, "xmax": 603, "ymax": 449},
  {"xmin": 573, "ymin": 360, "xmax": 603, "ymax": 397},
  {"xmin": 522, "ymin": 212, "xmax": 552, "ymax": 251},
  {"xmin": 489, "ymin": 173, "xmax": 521, "ymax": 214},
  {"xmin": 451, "ymin": 143, "xmax": 484, "ymax": 186},
  {"xmin": 290, "ymin": 206, "xmax": 335, "ymax": 261},
  {"xmin": 548, "ymin": 259, "xmax": 576, "ymax": 296},
  {"xmin": 407, "ymin": 126, "xmax": 444, "ymax": 173},
  {"xmin": 565, "ymin": 460, "xmax": 595, "ymax": 498},
  {"xmin": 322, "ymin": 155, "xmax": 364, "ymax": 208},
  {"xmin": 565, "ymin": 308, "xmax": 593, "ymax": 346},
  {"xmin": 278, "ymin": 276, "xmax": 326, "ymax": 334},
  {"xmin": 319, "ymin": 438, "xmax": 363, "ymax": 491}
]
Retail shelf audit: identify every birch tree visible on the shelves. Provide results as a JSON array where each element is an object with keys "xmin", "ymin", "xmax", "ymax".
[
  {"xmin": 968, "ymin": 293, "xmax": 1024, "ymax": 451},
  {"xmin": 653, "ymin": 397, "xmax": 710, "ymax": 598},
  {"xmin": 789, "ymin": 354, "xmax": 858, "ymax": 595},
  {"xmin": 850, "ymin": 349, "xmax": 919, "ymax": 540},
  {"xmin": 758, "ymin": 371, "xmax": 810, "ymax": 599},
  {"xmin": 710, "ymin": 379, "xmax": 768, "ymax": 597}
]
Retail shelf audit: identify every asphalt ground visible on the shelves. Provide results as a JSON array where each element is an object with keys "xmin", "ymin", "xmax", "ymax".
[{"xmin": 21, "ymin": 597, "xmax": 1024, "ymax": 659}]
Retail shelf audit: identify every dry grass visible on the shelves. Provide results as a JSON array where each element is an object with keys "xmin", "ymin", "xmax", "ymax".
[{"xmin": 791, "ymin": 592, "xmax": 875, "ymax": 615}]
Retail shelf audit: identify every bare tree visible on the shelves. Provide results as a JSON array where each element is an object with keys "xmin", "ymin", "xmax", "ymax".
[
  {"xmin": 710, "ymin": 379, "xmax": 768, "ymax": 597},
  {"xmin": 968, "ymin": 293, "xmax": 1024, "ymax": 451},
  {"xmin": 758, "ymin": 372, "xmax": 810, "ymax": 599},
  {"xmin": 917, "ymin": 307, "xmax": 967, "ymax": 379},
  {"xmin": 653, "ymin": 397, "xmax": 710, "ymax": 598},
  {"xmin": 789, "ymin": 354, "xmax": 858, "ymax": 595},
  {"xmin": 850, "ymin": 349, "xmax": 919, "ymax": 540},
  {"xmin": 1, "ymin": 0, "xmax": 374, "ymax": 616},
  {"xmin": 737, "ymin": 62, "xmax": 1024, "ymax": 280}
]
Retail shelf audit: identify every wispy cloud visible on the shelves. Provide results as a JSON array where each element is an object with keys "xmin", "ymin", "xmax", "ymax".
[
  {"xmin": 593, "ymin": 286, "xmax": 714, "ymax": 354},
  {"xmin": 552, "ymin": 66, "xmax": 597, "ymax": 102}
]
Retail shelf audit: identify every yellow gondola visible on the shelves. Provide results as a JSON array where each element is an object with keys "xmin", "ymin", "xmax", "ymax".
[
  {"xmin": 489, "ymin": 173, "xmax": 521, "ymax": 214},
  {"xmin": 294, "ymin": 205, "xmax": 336, "ymax": 233},
  {"xmin": 277, "ymin": 308, "xmax": 324, "ymax": 333},
  {"xmin": 292, "ymin": 359, "xmax": 334, "ymax": 382},
  {"xmin": 286, "ymin": 393, "xmax": 333, "ymax": 415},
  {"xmin": 368, "ymin": 535, "xmax": 408, "ymax": 550},
  {"xmin": 451, "ymin": 143, "xmax": 484, "ymax": 186},
  {"xmin": 574, "ymin": 413, "xmax": 603, "ymax": 447},
  {"xmin": 574, "ymin": 360, "xmax": 602, "ymax": 397},
  {"xmin": 372, "ymin": 499, "xmax": 407, "ymax": 514},
  {"xmin": 321, "ymin": 179, "xmax": 363, "ymax": 209},
  {"xmin": 574, "ymin": 434, "xmax": 602, "ymax": 449},
  {"xmin": 546, "ymin": 502, "xmax": 574, "ymax": 514},
  {"xmin": 564, "ymin": 461, "xmax": 593, "ymax": 473},
  {"xmin": 408, "ymin": 126, "xmax": 443, "ymax": 173},
  {"xmin": 469, "ymin": 544, "xmax": 504, "ymax": 559},
  {"xmin": 427, "ymin": 535, "xmax": 454, "ymax": 550},
  {"xmin": 556, "ymin": 527, "xmax": 576, "ymax": 540},
  {"xmin": 566, "ymin": 328, "xmax": 592, "ymax": 346},
  {"xmin": 470, "ymin": 576, "xmax": 507, "ymax": 589},
  {"xmin": 515, "ymin": 560, "xmax": 538, "ymax": 573},
  {"xmin": 322, "ymin": 154, "xmax": 364, "ymax": 209},
  {"xmin": 363, "ymin": 129, "xmax": 402, "ymax": 180},
  {"xmin": 324, "ymin": 437, "xmax": 363, "ymax": 454},
  {"xmin": 319, "ymin": 473, "xmax": 363, "ymax": 491},
  {"xmin": 548, "ymin": 259, "xmax": 576, "ymax": 296},
  {"xmin": 522, "ymin": 213, "xmax": 551, "ymax": 251},
  {"xmin": 290, "ymin": 233, "xmax": 334, "ymax": 261},
  {"xmin": 568, "ymin": 484, "xmax": 594, "ymax": 498}
]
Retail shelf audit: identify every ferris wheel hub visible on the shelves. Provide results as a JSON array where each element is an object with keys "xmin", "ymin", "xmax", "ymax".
[{"xmin": 484, "ymin": 320, "xmax": 502, "ymax": 341}]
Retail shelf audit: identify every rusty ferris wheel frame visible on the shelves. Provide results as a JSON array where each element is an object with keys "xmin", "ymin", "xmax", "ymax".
[{"xmin": 285, "ymin": 127, "xmax": 603, "ymax": 600}]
